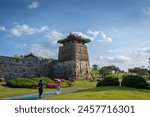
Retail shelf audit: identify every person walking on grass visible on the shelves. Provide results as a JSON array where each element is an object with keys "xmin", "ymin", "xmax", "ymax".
[{"xmin": 38, "ymin": 80, "xmax": 44, "ymax": 98}]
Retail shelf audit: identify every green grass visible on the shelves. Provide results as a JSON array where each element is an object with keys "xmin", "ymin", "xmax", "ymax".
[
  {"xmin": 1, "ymin": 80, "xmax": 150, "ymax": 100},
  {"xmin": 0, "ymin": 80, "xmax": 96, "ymax": 98},
  {"xmin": 43, "ymin": 86, "xmax": 150, "ymax": 100},
  {"xmin": 62, "ymin": 80, "xmax": 96, "ymax": 89},
  {"xmin": 0, "ymin": 82, "xmax": 54, "ymax": 98}
]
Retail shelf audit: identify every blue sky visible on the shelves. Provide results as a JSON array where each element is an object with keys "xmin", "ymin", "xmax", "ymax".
[{"xmin": 0, "ymin": 0, "xmax": 150, "ymax": 70}]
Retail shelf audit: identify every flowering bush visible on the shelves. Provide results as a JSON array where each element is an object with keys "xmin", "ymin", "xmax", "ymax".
[{"xmin": 46, "ymin": 83, "xmax": 60, "ymax": 88}]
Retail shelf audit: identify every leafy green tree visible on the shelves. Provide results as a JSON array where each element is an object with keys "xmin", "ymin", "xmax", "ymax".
[
  {"xmin": 99, "ymin": 65, "xmax": 121, "ymax": 74},
  {"xmin": 14, "ymin": 54, "xmax": 24, "ymax": 58},
  {"xmin": 42, "ymin": 58, "xmax": 54, "ymax": 62},
  {"xmin": 128, "ymin": 67, "xmax": 149, "ymax": 77},
  {"xmin": 90, "ymin": 70, "xmax": 100, "ymax": 78},
  {"xmin": 148, "ymin": 58, "xmax": 150, "ymax": 79}
]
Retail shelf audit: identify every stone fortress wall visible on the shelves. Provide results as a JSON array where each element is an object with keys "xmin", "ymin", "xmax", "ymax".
[
  {"xmin": 0, "ymin": 54, "xmax": 52, "ymax": 80},
  {"xmin": 0, "ymin": 33, "xmax": 91, "ymax": 80}
]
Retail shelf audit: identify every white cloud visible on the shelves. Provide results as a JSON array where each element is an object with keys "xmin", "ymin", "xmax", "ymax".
[
  {"xmin": 87, "ymin": 30, "xmax": 99, "ymax": 38},
  {"xmin": 111, "ymin": 56, "xmax": 131, "ymax": 63},
  {"xmin": 108, "ymin": 50, "xmax": 118, "ymax": 53},
  {"xmin": 112, "ymin": 28, "xmax": 118, "ymax": 32},
  {"xmin": 0, "ymin": 26, "xmax": 6, "ymax": 31},
  {"xmin": 98, "ymin": 31, "xmax": 112, "ymax": 42},
  {"xmin": 44, "ymin": 30, "xmax": 112, "ymax": 44},
  {"xmin": 45, "ymin": 30, "xmax": 64, "ymax": 44},
  {"xmin": 86, "ymin": 30, "xmax": 112, "ymax": 42},
  {"xmin": 37, "ymin": 25, "xmax": 49, "ymax": 32},
  {"xmin": 92, "ymin": 55, "xmax": 131, "ymax": 71},
  {"xmin": 136, "ymin": 47, "xmax": 150, "ymax": 56},
  {"xmin": 96, "ymin": 55, "xmax": 131, "ymax": 64},
  {"xmin": 15, "ymin": 44, "xmax": 28, "ymax": 48},
  {"xmin": 10, "ymin": 24, "xmax": 49, "ymax": 37},
  {"xmin": 28, "ymin": 1, "xmax": 39, "ymax": 9},
  {"xmin": 10, "ymin": 24, "xmax": 34, "ymax": 36},
  {"xmin": 31, "ymin": 44, "xmax": 56, "ymax": 58}
]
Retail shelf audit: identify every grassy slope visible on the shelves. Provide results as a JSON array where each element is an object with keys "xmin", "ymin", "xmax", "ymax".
[{"xmin": 43, "ymin": 86, "xmax": 150, "ymax": 100}]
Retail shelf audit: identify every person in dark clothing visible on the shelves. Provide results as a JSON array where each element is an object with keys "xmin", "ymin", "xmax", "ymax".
[{"xmin": 38, "ymin": 80, "xmax": 44, "ymax": 98}]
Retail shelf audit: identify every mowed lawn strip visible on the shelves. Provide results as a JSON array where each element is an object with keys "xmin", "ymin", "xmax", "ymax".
[{"xmin": 43, "ymin": 86, "xmax": 150, "ymax": 100}]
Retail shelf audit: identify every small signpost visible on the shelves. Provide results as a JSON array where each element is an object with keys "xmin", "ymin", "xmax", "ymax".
[{"xmin": 118, "ymin": 79, "xmax": 122, "ymax": 87}]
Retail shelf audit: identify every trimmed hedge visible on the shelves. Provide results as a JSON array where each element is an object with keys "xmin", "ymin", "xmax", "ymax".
[
  {"xmin": 31, "ymin": 77, "xmax": 54, "ymax": 84},
  {"xmin": 7, "ymin": 78, "xmax": 36, "ymax": 88},
  {"xmin": 6, "ymin": 77, "xmax": 54, "ymax": 88},
  {"xmin": 122, "ymin": 75, "xmax": 148, "ymax": 89},
  {"xmin": 96, "ymin": 76, "xmax": 119, "ymax": 87},
  {"xmin": 135, "ymin": 82, "xmax": 149, "ymax": 89}
]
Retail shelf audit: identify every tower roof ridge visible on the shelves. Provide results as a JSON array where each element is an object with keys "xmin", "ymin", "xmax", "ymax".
[{"xmin": 57, "ymin": 33, "xmax": 91, "ymax": 44}]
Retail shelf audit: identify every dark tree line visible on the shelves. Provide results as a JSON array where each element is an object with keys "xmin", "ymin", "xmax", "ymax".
[{"xmin": 128, "ymin": 67, "xmax": 149, "ymax": 77}]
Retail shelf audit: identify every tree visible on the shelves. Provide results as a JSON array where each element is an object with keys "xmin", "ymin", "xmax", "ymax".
[
  {"xmin": 42, "ymin": 58, "xmax": 54, "ymax": 62},
  {"xmin": 99, "ymin": 65, "xmax": 121, "ymax": 76},
  {"xmin": 148, "ymin": 58, "xmax": 150, "ymax": 79},
  {"xmin": 14, "ymin": 54, "xmax": 24, "ymax": 59},
  {"xmin": 128, "ymin": 67, "xmax": 149, "ymax": 77}
]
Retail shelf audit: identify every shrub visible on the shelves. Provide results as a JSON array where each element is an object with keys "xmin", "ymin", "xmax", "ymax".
[
  {"xmin": 6, "ymin": 77, "xmax": 55, "ymax": 88},
  {"xmin": 122, "ymin": 75, "xmax": 148, "ymax": 89},
  {"xmin": 7, "ymin": 78, "xmax": 36, "ymax": 88},
  {"xmin": 31, "ymin": 77, "xmax": 54, "ymax": 84},
  {"xmin": 101, "ymin": 77, "xmax": 119, "ymax": 86},
  {"xmin": 96, "ymin": 76, "xmax": 119, "ymax": 87},
  {"xmin": 96, "ymin": 81, "xmax": 102, "ymax": 87},
  {"xmin": 46, "ymin": 83, "xmax": 59, "ymax": 88},
  {"xmin": 135, "ymin": 82, "xmax": 149, "ymax": 89}
]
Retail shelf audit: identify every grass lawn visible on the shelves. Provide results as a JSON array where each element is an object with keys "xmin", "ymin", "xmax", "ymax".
[
  {"xmin": 1, "ymin": 80, "xmax": 150, "ymax": 100},
  {"xmin": 0, "ymin": 80, "xmax": 96, "ymax": 98},
  {"xmin": 43, "ymin": 86, "xmax": 150, "ymax": 100},
  {"xmin": 0, "ymin": 82, "xmax": 55, "ymax": 98}
]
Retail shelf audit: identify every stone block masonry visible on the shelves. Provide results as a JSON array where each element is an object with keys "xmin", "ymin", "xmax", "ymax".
[
  {"xmin": 0, "ymin": 53, "xmax": 52, "ymax": 80},
  {"xmin": 0, "ymin": 33, "xmax": 91, "ymax": 80}
]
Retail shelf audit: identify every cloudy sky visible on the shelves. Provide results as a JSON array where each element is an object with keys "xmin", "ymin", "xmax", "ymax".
[{"xmin": 0, "ymin": 0, "xmax": 150, "ymax": 70}]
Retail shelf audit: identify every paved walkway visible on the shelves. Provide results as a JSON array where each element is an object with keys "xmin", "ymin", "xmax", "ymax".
[{"xmin": 6, "ymin": 90, "xmax": 77, "ymax": 100}]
